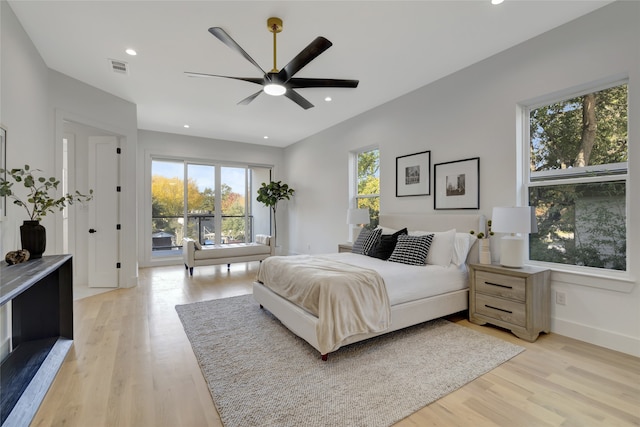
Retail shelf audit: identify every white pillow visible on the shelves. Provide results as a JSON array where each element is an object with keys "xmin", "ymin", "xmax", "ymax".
[
  {"xmin": 453, "ymin": 233, "xmax": 477, "ymax": 266},
  {"xmin": 255, "ymin": 234, "xmax": 270, "ymax": 245},
  {"xmin": 410, "ymin": 229, "xmax": 456, "ymax": 267}
]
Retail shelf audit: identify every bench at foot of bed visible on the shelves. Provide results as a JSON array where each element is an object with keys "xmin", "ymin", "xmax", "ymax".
[{"xmin": 183, "ymin": 236, "xmax": 273, "ymax": 275}]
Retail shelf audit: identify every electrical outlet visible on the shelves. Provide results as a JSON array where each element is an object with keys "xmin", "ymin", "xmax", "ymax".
[{"xmin": 556, "ymin": 291, "xmax": 567, "ymax": 306}]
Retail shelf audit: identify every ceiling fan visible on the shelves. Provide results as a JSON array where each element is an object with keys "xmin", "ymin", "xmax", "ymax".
[{"xmin": 185, "ymin": 17, "xmax": 359, "ymax": 110}]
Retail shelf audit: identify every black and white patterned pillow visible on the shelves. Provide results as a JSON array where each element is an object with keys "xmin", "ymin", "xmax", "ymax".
[
  {"xmin": 368, "ymin": 228, "xmax": 408, "ymax": 260},
  {"xmin": 387, "ymin": 234, "xmax": 434, "ymax": 266},
  {"xmin": 352, "ymin": 228, "xmax": 382, "ymax": 255}
]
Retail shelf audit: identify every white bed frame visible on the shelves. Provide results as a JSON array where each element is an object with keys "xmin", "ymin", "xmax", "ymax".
[{"xmin": 252, "ymin": 214, "xmax": 481, "ymax": 360}]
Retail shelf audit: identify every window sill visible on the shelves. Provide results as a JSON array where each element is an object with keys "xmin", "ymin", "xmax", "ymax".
[{"xmin": 527, "ymin": 261, "xmax": 636, "ymax": 293}]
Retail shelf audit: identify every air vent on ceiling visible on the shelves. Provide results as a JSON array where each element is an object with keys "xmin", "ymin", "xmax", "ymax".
[{"xmin": 109, "ymin": 59, "xmax": 129, "ymax": 74}]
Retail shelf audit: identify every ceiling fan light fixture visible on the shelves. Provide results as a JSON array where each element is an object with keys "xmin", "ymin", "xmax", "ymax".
[{"xmin": 263, "ymin": 83, "xmax": 286, "ymax": 96}]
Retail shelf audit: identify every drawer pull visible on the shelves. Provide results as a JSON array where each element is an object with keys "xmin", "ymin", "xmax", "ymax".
[
  {"xmin": 484, "ymin": 281, "xmax": 513, "ymax": 289},
  {"xmin": 485, "ymin": 304, "xmax": 512, "ymax": 314}
]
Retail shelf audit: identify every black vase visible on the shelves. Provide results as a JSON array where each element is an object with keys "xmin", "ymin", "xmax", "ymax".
[{"xmin": 20, "ymin": 220, "xmax": 46, "ymax": 259}]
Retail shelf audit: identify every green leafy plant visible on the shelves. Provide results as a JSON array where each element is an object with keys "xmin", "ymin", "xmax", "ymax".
[
  {"xmin": 256, "ymin": 181, "xmax": 294, "ymax": 244},
  {"xmin": 470, "ymin": 219, "xmax": 493, "ymax": 239},
  {"xmin": 0, "ymin": 165, "xmax": 93, "ymax": 221}
]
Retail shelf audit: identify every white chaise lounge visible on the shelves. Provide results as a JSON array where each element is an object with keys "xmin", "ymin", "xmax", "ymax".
[{"xmin": 183, "ymin": 235, "xmax": 274, "ymax": 276}]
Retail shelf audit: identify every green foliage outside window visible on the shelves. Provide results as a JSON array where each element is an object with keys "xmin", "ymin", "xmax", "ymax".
[
  {"xmin": 528, "ymin": 83, "xmax": 627, "ymax": 270},
  {"xmin": 357, "ymin": 149, "xmax": 380, "ymax": 229},
  {"xmin": 152, "ymin": 175, "xmax": 247, "ymax": 244}
]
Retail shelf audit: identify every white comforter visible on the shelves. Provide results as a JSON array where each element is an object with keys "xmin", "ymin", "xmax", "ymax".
[
  {"xmin": 256, "ymin": 255, "xmax": 391, "ymax": 354},
  {"xmin": 318, "ymin": 252, "xmax": 469, "ymax": 305}
]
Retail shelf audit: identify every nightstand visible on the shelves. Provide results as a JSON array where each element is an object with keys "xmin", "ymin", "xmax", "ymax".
[
  {"xmin": 338, "ymin": 243, "xmax": 353, "ymax": 253},
  {"xmin": 469, "ymin": 263, "xmax": 550, "ymax": 342}
]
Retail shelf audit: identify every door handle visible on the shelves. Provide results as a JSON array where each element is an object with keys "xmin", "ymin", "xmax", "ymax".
[{"xmin": 89, "ymin": 228, "xmax": 97, "ymax": 234}]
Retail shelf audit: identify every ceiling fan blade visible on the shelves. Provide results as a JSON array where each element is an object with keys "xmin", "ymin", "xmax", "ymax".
[
  {"xmin": 238, "ymin": 90, "xmax": 263, "ymax": 106},
  {"xmin": 284, "ymin": 89, "xmax": 314, "ymax": 110},
  {"xmin": 287, "ymin": 78, "xmax": 359, "ymax": 89},
  {"xmin": 277, "ymin": 37, "xmax": 333, "ymax": 83},
  {"xmin": 185, "ymin": 72, "xmax": 264, "ymax": 86},
  {"xmin": 208, "ymin": 27, "xmax": 268, "ymax": 78}
]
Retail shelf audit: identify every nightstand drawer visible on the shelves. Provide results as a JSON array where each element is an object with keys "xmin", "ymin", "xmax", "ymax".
[
  {"xmin": 475, "ymin": 271, "xmax": 526, "ymax": 301},
  {"xmin": 475, "ymin": 294, "xmax": 526, "ymax": 327}
]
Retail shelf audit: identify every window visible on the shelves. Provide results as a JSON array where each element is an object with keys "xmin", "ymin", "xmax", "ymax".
[
  {"xmin": 525, "ymin": 82, "xmax": 628, "ymax": 271},
  {"xmin": 351, "ymin": 148, "xmax": 380, "ymax": 230},
  {"xmin": 150, "ymin": 158, "xmax": 271, "ymax": 258}
]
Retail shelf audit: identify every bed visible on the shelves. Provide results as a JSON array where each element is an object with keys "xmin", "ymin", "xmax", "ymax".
[{"xmin": 253, "ymin": 214, "xmax": 481, "ymax": 360}]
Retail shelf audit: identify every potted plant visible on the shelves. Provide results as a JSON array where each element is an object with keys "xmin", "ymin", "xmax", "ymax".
[
  {"xmin": 470, "ymin": 219, "xmax": 493, "ymax": 264},
  {"xmin": 0, "ymin": 165, "xmax": 93, "ymax": 259},
  {"xmin": 256, "ymin": 180, "xmax": 294, "ymax": 248}
]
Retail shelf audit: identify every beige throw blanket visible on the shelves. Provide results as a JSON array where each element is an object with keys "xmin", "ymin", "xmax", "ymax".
[{"xmin": 256, "ymin": 255, "xmax": 391, "ymax": 354}]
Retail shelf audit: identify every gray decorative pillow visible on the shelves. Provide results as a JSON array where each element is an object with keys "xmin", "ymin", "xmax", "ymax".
[
  {"xmin": 352, "ymin": 228, "xmax": 382, "ymax": 255},
  {"xmin": 387, "ymin": 234, "xmax": 434, "ymax": 266}
]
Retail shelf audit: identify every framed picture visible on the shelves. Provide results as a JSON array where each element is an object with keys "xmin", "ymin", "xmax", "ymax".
[
  {"xmin": 434, "ymin": 157, "xmax": 480, "ymax": 210},
  {"xmin": 396, "ymin": 150, "xmax": 430, "ymax": 197},
  {"xmin": 0, "ymin": 126, "xmax": 5, "ymax": 218}
]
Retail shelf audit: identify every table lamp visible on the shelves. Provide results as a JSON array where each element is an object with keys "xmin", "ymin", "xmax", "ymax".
[
  {"xmin": 491, "ymin": 206, "xmax": 537, "ymax": 268},
  {"xmin": 347, "ymin": 208, "xmax": 370, "ymax": 227}
]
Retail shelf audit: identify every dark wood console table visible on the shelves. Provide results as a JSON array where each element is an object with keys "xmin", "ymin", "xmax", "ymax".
[{"xmin": 0, "ymin": 255, "xmax": 73, "ymax": 427}]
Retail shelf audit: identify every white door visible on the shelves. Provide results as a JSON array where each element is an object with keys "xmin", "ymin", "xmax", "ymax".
[{"xmin": 88, "ymin": 136, "xmax": 119, "ymax": 287}]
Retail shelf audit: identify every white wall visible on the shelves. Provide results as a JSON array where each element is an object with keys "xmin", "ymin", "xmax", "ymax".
[
  {"xmin": 1, "ymin": 0, "xmax": 139, "ymax": 289},
  {"xmin": 136, "ymin": 129, "xmax": 285, "ymax": 266},
  {"xmin": 1, "ymin": 0, "xmax": 50, "ymax": 252},
  {"xmin": 285, "ymin": 1, "xmax": 639, "ymax": 356},
  {"xmin": 48, "ymin": 70, "xmax": 139, "ymax": 288},
  {"xmin": 1, "ymin": 0, "xmax": 54, "ymax": 361}
]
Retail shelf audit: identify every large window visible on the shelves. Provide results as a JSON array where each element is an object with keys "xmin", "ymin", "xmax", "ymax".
[
  {"xmin": 351, "ymin": 147, "xmax": 380, "ymax": 230},
  {"xmin": 151, "ymin": 158, "xmax": 271, "ymax": 257},
  {"xmin": 525, "ymin": 82, "xmax": 628, "ymax": 271}
]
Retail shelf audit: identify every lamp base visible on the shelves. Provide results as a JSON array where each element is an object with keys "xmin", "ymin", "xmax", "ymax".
[{"xmin": 499, "ymin": 236, "xmax": 525, "ymax": 268}]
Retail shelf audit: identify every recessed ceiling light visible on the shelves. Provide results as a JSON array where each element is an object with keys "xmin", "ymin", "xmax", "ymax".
[
  {"xmin": 325, "ymin": 96, "xmax": 332, "ymax": 102},
  {"xmin": 184, "ymin": 124, "xmax": 190, "ymax": 128},
  {"xmin": 263, "ymin": 136, "xmax": 269, "ymax": 139},
  {"xmin": 491, "ymin": 0, "xmax": 504, "ymax": 5},
  {"xmin": 125, "ymin": 48, "xmax": 137, "ymax": 56}
]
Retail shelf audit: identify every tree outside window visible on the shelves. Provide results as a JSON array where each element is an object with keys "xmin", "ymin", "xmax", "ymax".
[
  {"xmin": 356, "ymin": 148, "xmax": 380, "ymax": 229},
  {"xmin": 527, "ymin": 83, "xmax": 627, "ymax": 271}
]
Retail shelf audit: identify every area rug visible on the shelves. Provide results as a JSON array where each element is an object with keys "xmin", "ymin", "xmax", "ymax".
[{"xmin": 175, "ymin": 295, "xmax": 524, "ymax": 427}]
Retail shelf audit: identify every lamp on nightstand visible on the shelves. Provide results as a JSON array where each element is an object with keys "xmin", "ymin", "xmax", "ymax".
[
  {"xmin": 491, "ymin": 206, "xmax": 537, "ymax": 268},
  {"xmin": 347, "ymin": 208, "xmax": 370, "ymax": 227}
]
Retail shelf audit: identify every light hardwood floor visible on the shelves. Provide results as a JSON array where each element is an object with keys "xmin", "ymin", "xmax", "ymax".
[{"xmin": 31, "ymin": 263, "xmax": 639, "ymax": 427}]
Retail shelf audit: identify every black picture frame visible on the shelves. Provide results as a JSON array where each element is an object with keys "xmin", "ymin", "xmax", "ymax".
[
  {"xmin": 434, "ymin": 157, "xmax": 480, "ymax": 210},
  {"xmin": 0, "ymin": 127, "xmax": 5, "ymax": 218},
  {"xmin": 396, "ymin": 150, "xmax": 431, "ymax": 197}
]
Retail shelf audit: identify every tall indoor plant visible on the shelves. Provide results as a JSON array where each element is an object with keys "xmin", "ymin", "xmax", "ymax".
[
  {"xmin": 0, "ymin": 165, "xmax": 93, "ymax": 259},
  {"xmin": 256, "ymin": 180, "xmax": 294, "ymax": 247}
]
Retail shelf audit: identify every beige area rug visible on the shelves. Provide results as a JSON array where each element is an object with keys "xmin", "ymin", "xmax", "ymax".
[{"xmin": 176, "ymin": 294, "xmax": 524, "ymax": 427}]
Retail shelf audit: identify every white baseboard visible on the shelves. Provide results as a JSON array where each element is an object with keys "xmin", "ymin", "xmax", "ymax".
[{"xmin": 552, "ymin": 317, "xmax": 640, "ymax": 357}]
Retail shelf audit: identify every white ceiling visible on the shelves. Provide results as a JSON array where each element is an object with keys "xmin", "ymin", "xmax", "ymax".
[{"xmin": 8, "ymin": 0, "xmax": 612, "ymax": 148}]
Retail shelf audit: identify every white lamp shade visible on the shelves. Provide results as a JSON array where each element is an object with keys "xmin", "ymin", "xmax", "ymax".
[
  {"xmin": 491, "ymin": 206, "xmax": 537, "ymax": 234},
  {"xmin": 347, "ymin": 208, "xmax": 370, "ymax": 225},
  {"xmin": 491, "ymin": 206, "xmax": 537, "ymax": 268}
]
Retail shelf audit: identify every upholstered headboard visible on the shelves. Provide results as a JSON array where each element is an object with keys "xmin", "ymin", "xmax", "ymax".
[{"xmin": 379, "ymin": 213, "xmax": 482, "ymax": 264}]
